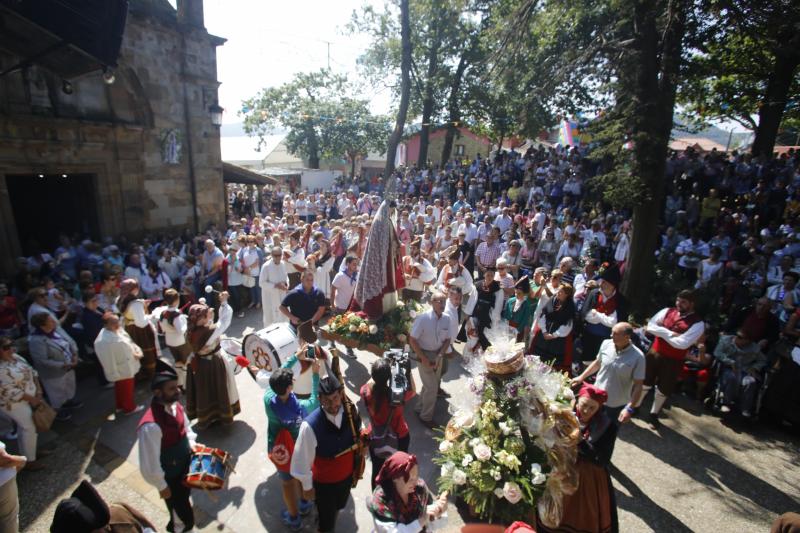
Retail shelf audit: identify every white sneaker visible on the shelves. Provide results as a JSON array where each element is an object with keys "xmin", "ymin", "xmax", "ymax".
[
  {"xmin": 720, "ymin": 405, "xmax": 731, "ymax": 414},
  {"xmin": 741, "ymin": 410, "xmax": 752, "ymax": 418}
]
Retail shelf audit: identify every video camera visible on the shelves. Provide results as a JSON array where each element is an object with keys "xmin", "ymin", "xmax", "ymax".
[{"xmin": 384, "ymin": 348, "xmax": 411, "ymax": 405}]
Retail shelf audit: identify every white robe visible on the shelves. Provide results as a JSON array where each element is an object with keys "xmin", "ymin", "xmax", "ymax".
[
  {"xmin": 259, "ymin": 260, "xmax": 289, "ymax": 328},
  {"xmin": 312, "ymin": 255, "xmax": 336, "ymax": 298}
]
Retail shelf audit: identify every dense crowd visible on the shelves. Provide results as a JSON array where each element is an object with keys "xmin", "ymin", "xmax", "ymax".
[{"xmin": 1, "ymin": 143, "xmax": 799, "ymax": 532}]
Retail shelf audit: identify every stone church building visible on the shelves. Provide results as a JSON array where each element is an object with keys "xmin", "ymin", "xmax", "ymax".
[{"xmin": 0, "ymin": 0, "xmax": 226, "ymax": 275}]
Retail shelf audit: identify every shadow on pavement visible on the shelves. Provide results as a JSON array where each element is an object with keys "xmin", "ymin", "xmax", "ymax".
[
  {"xmin": 618, "ymin": 419, "xmax": 799, "ymax": 522},
  {"xmin": 610, "ymin": 463, "xmax": 693, "ymax": 532}
]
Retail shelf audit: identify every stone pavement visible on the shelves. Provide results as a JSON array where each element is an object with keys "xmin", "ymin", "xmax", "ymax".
[{"xmin": 12, "ymin": 307, "xmax": 800, "ymax": 532}]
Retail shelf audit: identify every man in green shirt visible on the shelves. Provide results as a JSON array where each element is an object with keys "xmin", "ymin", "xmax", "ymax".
[{"xmin": 264, "ymin": 348, "xmax": 320, "ymax": 531}]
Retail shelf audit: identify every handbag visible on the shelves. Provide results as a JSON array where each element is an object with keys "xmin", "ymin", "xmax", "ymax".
[
  {"xmin": 32, "ymin": 401, "xmax": 57, "ymax": 432},
  {"xmin": 242, "ymin": 275, "xmax": 256, "ymax": 288},
  {"xmin": 368, "ymin": 401, "xmax": 399, "ymax": 459}
]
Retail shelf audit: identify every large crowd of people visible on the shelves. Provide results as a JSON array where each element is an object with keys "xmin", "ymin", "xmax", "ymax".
[{"xmin": 0, "ymin": 143, "xmax": 799, "ymax": 532}]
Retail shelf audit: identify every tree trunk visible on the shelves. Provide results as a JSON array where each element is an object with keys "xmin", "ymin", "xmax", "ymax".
[
  {"xmin": 305, "ymin": 121, "xmax": 320, "ymax": 169},
  {"xmin": 350, "ymin": 153, "xmax": 357, "ymax": 178},
  {"xmin": 621, "ymin": 0, "xmax": 686, "ymax": 321},
  {"xmin": 441, "ymin": 52, "xmax": 470, "ymax": 164},
  {"xmin": 417, "ymin": 26, "xmax": 444, "ymax": 169},
  {"xmin": 751, "ymin": 50, "xmax": 800, "ymax": 158},
  {"xmin": 384, "ymin": 0, "xmax": 412, "ymax": 182}
]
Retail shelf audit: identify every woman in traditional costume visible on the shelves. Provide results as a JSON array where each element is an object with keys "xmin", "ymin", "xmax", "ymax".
[
  {"xmin": 367, "ymin": 451, "xmax": 448, "ymax": 533},
  {"xmin": 184, "ymin": 292, "xmax": 240, "ymax": 429},
  {"xmin": 530, "ymin": 284, "xmax": 575, "ymax": 371},
  {"xmin": 538, "ymin": 383, "xmax": 618, "ymax": 533},
  {"xmin": 117, "ymin": 279, "xmax": 160, "ymax": 379}
]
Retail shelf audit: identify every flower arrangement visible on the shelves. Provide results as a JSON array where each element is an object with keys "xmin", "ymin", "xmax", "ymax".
[
  {"xmin": 324, "ymin": 300, "xmax": 427, "ymax": 351},
  {"xmin": 435, "ymin": 349, "xmax": 580, "ymax": 527}
]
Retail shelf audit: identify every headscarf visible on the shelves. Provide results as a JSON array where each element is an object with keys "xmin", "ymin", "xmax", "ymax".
[
  {"xmin": 187, "ymin": 303, "xmax": 208, "ymax": 331},
  {"xmin": 375, "ymin": 451, "xmax": 418, "ymax": 485},
  {"xmin": 578, "ymin": 382, "xmax": 608, "ymax": 405},
  {"xmin": 116, "ymin": 278, "xmax": 139, "ymax": 313}
]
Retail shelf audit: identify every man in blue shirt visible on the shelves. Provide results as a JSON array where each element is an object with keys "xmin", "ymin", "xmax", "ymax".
[{"xmin": 280, "ymin": 271, "xmax": 327, "ymax": 343}]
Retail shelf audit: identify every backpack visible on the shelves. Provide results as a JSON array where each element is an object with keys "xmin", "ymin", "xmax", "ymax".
[{"xmin": 368, "ymin": 402, "xmax": 399, "ymax": 460}]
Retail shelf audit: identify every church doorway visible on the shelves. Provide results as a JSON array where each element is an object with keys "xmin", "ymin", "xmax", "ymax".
[{"xmin": 5, "ymin": 173, "xmax": 100, "ymax": 255}]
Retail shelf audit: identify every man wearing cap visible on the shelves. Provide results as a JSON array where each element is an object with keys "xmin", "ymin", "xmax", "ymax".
[
  {"xmin": 138, "ymin": 361, "xmax": 200, "ymax": 533},
  {"xmin": 580, "ymin": 265, "xmax": 625, "ymax": 366},
  {"xmin": 634, "ymin": 290, "xmax": 705, "ymax": 428},
  {"xmin": 260, "ymin": 246, "xmax": 290, "ymax": 328},
  {"xmin": 290, "ymin": 375, "xmax": 363, "ymax": 533},
  {"xmin": 93, "ymin": 312, "xmax": 143, "ymax": 415},
  {"xmin": 402, "ymin": 239, "xmax": 435, "ymax": 302}
]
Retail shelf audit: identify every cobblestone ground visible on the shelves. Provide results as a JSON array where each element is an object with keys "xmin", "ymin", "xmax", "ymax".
[{"xmin": 14, "ymin": 310, "xmax": 800, "ymax": 532}]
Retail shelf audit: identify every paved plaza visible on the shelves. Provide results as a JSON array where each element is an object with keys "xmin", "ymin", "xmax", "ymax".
[{"xmin": 14, "ymin": 309, "xmax": 800, "ymax": 532}]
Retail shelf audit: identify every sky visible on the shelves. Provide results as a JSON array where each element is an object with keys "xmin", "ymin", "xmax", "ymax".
[{"xmin": 170, "ymin": 0, "xmax": 392, "ymax": 127}]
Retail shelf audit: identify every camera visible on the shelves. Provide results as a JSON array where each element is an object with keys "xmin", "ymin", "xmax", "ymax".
[{"xmin": 384, "ymin": 348, "xmax": 411, "ymax": 405}]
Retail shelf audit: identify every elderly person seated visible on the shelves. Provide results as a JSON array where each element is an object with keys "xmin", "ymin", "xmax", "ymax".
[
  {"xmin": 714, "ymin": 330, "xmax": 766, "ymax": 418},
  {"xmin": 28, "ymin": 313, "xmax": 82, "ymax": 421},
  {"xmin": 0, "ymin": 336, "xmax": 47, "ymax": 470}
]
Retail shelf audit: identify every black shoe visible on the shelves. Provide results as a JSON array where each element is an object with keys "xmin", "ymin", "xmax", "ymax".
[
  {"xmin": 437, "ymin": 389, "xmax": 451, "ymax": 399},
  {"xmin": 62, "ymin": 399, "xmax": 84, "ymax": 410},
  {"xmin": 345, "ymin": 348, "xmax": 357, "ymax": 359},
  {"xmin": 648, "ymin": 412, "xmax": 661, "ymax": 429},
  {"xmin": 55, "ymin": 410, "xmax": 72, "ymax": 422}
]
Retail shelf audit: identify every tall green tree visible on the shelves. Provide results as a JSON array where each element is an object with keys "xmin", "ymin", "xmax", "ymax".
[
  {"xmin": 490, "ymin": 0, "xmax": 694, "ymax": 318},
  {"xmin": 678, "ymin": 1, "xmax": 800, "ymax": 157},
  {"xmin": 384, "ymin": 0, "xmax": 412, "ymax": 179},
  {"xmin": 241, "ymin": 70, "xmax": 389, "ymax": 172}
]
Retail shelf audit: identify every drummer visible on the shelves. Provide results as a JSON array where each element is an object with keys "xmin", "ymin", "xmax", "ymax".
[
  {"xmin": 138, "ymin": 360, "xmax": 201, "ymax": 533},
  {"xmin": 280, "ymin": 270, "xmax": 327, "ymax": 345}
]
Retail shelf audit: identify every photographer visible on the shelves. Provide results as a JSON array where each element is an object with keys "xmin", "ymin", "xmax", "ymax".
[{"xmin": 360, "ymin": 358, "xmax": 416, "ymax": 489}]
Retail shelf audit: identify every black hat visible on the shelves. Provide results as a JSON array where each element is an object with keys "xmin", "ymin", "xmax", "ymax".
[
  {"xmin": 50, "ymin": 480, "xmax": 110, "ymax": 533},
  {"xmin": 515, "ymin": 275, "xmax": 531, "ymax": 293},
  {"xmin": 599, "ymin": 265, "xmax": 621, "ymax": 287},
  {"xmin": 151, "ymin": 359, "xmax": 178, "ymax": 390},
  {"xmin": 319, "ymin": 374, "xmax": 343, "ymax": 395}
]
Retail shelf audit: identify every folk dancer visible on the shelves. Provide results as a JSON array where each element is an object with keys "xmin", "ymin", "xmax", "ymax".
[
  {"xmin": 634, "ymin": 290, "xmax": 705, "ymax": 428},
  {"xmin": 157, "ymin": 289, "xmax": 191, "ymax": 388},
  {"xmin": 138, "ymin": 361, "xmax": 200, "ymax": 533},
  {"xmin": 285, "ymin": 230, "xmax": 307, "ymax": 290},
  {"xmin": 402, "ymin": 239, "xmax": 435, "ymax": 302},
  {"xmin": 117, "ymin": 279, "xmax": 161, "ymax": 379},
  {"xmin": 580, "ymin": 265, "xmax": 624, "ymax": 365},
  {"xmin": 290, "ymin": 374, "xmax": 364, "ymax": 533},
  {"xmin": 471, "ymin": 267, "xmax": 504, "ymax": 352},
  {"xmin": 184, "ymin": 293, "xmax": 240, "ymax": 430},
  {"xmin": 503, "ymin": 276, "xmax": 535, "ymax": 344}
]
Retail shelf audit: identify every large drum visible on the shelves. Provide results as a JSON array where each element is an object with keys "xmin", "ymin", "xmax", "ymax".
[{"xmin": 242, "ymin": 323, "xmax": 299, "ymax": 374}]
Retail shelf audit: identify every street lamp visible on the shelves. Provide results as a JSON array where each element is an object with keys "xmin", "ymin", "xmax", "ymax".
[{"xmin": 209, "ymin": 103, "xmax": 224, "ymax": 127}]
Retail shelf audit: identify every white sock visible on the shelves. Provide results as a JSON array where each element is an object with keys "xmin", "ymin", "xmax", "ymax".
[
  {"xmin": 651, "ymin": 388, "xmax": 667, "ymax": 414},
  {"xmin": 633, "ymin": 386, "xmax": 651, "ymax": 408}
]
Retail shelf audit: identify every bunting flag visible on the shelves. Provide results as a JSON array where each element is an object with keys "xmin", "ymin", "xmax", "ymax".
[{"xmin": 558, "ymin": 119, "xmax": 575, "ymax": 146}]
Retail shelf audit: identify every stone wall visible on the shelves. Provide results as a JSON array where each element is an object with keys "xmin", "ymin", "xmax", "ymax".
[{"xmin": 0, "ymin": 0, "xmax": 225, "ymax": 275}]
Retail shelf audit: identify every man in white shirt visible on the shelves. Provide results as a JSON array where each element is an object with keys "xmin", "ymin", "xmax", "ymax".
[
  {"xmin": 409, "ymin": 292, "xmax": 452, "ymax": 428},
  {"xmin": 137, "ymin": 363, "xmax": 199, "ymax": 533},
  {"xmin": 330, "ymin": 256, "xmax": 360, "ymax": 358},
  {"xmin": 94, "ymin": 313, "xmax": 143, "ymax": 415},
  {"xmin": 158, "ymin": 249, "xmax": 184, "ymax": 285},
  {"xmin": 493, "ymin": 207, "xmax": 513, "ymax": 235},
  {"xmin": 457, "ymin": 214, "xmax": 479, "ymax": 244},
  {"xmin": 260, "ymin": 246, "xmax": 290, "ymax": 328}
]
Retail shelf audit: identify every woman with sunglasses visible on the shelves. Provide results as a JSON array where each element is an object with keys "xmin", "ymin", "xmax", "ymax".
[{"xmin": 0, "ymin": 336, "xmax": 48, "ymax": 470}]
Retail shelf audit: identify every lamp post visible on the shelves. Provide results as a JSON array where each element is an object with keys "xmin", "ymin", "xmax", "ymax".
[{"xmin": 209, "ymin": 103, "xmax": 224, "ymax": 127}]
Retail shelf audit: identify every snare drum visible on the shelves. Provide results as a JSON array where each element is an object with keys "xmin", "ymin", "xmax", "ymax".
[
  {"xmin": 242, "ymin": 323, "xmax": 298, "ymax": 374},
  {"xmin": 184, "ymin": 446, "xmax": 231, "ymax": 491}
]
